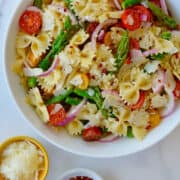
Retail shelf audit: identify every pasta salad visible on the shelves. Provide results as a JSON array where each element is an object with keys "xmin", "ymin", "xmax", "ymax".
[{"xmin": 14, "ymin": 0, "xmax": 180, "ymax": 142}]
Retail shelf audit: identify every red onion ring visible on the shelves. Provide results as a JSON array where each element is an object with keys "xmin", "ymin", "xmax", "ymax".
[
  {"xmin": 24, "ymin": 56, "xmax": 59, "ymax": 77},
  {"xmin": 49, "ymin": 4, "xmax": 77, "ymax": 24},
  {"xmin": 56, "ymin": 99, "xmax": 86, "ymax": 126},
  {"xmin": 143, "ymin": 49, "xmax": 158, "ymax": 57},
  {"xmin": 26, "ymin": 6, "xmax": 42, "ymax": 13},
  {"xmin": 91, "ymin": 19, "xmax": 118, "ymax": 50},
  {"xmin": 161, "ymin": 90, "xmax": 175, "ymax": 118},
  {"xmin": 99, "ymin": 134, "xmax": 120, "ymax": 143},
  {"xmin": 152, "ymin": 69, "xmax": 165, "ymax": 93},
  {"xmin": 113, "ymin": 0, "xmax": 122, "ymax": 10},
  {"xmin": 160, "ymin": 0, "xmax": 168, "ymax": 15}
]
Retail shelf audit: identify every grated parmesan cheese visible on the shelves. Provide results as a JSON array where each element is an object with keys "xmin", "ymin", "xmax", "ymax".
[{"xmin": 0, "ymin": 141, "xmax": 44, "ymax": 180}]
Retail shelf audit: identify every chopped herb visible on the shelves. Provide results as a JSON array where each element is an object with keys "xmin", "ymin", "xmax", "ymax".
[
  {"xmin": 161, "ymin": 31, "xmax": 172, "ymax": 40},
  {"xmin": 27, "ymin": 77, "xmax": 37, "ymax": 88},
  {"xmin": 127, "ymin": 126, "xmax": 134, "ymax": 138},
  {"xmin": 122, "ymin": 0, "xmax": 142, "ymax": 9},
  {"xmin": 33, "ymin": 0, "xmax": 42, "ymax": 9},
  {"xmin": 149, "ymin": 53, "xmax": 166, "ymax": 60}
]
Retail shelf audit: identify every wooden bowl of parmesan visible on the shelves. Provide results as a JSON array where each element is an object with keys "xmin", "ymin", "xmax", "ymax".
[{"xmin": 0, "ymin": 136, "xmax": 49, "ymax": 180}]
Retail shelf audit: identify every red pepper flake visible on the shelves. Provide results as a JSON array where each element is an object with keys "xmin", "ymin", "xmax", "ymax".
[{"xmin": 69, "ymin": 176, "xmax": 93, "ymax": 180}]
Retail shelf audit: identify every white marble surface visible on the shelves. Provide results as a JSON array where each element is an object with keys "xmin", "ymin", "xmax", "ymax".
[{"xmin": 0, "ymin": 1, "xmax": 180, "ymax": 180}]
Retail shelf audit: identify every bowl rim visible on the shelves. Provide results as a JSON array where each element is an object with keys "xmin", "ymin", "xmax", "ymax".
[
  {"xmin": 2, "ymin": 0, "xmax": 180, "ymax": 158},
  {"xmin": 0, "ymin": 136, "xmax": 49, "ymax": 180}
]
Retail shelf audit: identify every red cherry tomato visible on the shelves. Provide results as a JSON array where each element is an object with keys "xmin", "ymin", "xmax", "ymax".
[
  {"xmin": 82, "ymin": 127, "xmax": 102, "ymax": 141},
  {"xmin": 129, "ymin": 91, "xmax": 145, "ymax": 110},
  {"xmin": 173, "ymin": 81, "xmax": 180, "ymax": 98},
  {"xmin": 130, "ymin": 38, "xmax": 140, "ymax": 49},
  {"xmin": 86, "ymin": 22, "xmax": 99, "ymax": 35},
  {"xmin": 19, "ymin": 10, "xmax": 42, "ymax": 35},
  {"xmin": 121, "ymin": 9, "xmax": 141, "ymax": 31},
  {"xmin": 133, "ymin": 5, "xmax": 152, "ymax": 22},
  {"xmin": 47, "ymin": 104, "xmax": 66, "ymax": 126}
]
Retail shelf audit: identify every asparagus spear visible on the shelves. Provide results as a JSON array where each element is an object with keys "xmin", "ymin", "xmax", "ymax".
[
  {"xmin": 115, "ymin": 30, "xmax": 129, "ymax": 70},
  {"xmin": 39, "ymin": 17, "xmax": 80, "ymax": 70},
  {"xmin": 147, "ymin": 1, "xmax": 177, "ymax": 29},
  {"xmin": 46, "ymin": 89, "xmax": 73, "ymax": 105}
]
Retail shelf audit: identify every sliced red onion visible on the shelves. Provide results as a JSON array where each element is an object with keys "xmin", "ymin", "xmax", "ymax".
[
  {"xmin": 51, "ymin": 104, "xmax": 63, "ymax": 115},
  {"xmin": 152, "ymin": 69, "xmax": 165, "ymax": 93},
  {"xmin": 160, "ymin": 0, "xmax": 168, "ymax": 15},
  {"xmin": 91, "ymin": 19, "xmax": 118, "ymax": 50},
  {"xmin": 26, "ymin": 6, "xmax": 42, "ymax": 13},
  {"xmin": 113, "ymin": 0, "xmax": 122, "ymax": 10},
  {"xmin": 161, "ymin": 90, "xmax": 175, "ymax": 118},
  {"xmin": 24, "ymin": 56, "xmax": 59, "ymax": 77},
  {"xmin": 56, "ymin": 99, "xmax": 86, "ymax": 126},
  {"xmin": 97, "ymin": 30, "xmax": 105, "ymax": 42},
  {"xmin": 143, "ymin": 49, "xmax": 158, "ymax": 57},
  {"xmin": 99, "ymin": 134, "xmax": 119, "ymax": 143},
  {"xmin": 49, "ymin": 4, "xmax": 77, "ymax": 24},
  {"xmin": 164, "ymin": 70, "xmax": 176, "ymax": 92}
]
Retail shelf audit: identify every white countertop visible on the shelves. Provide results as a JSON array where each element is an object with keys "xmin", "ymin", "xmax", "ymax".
[{"xmin": 0, "ymin": 1, "xmax": 180, "ymax": 180}]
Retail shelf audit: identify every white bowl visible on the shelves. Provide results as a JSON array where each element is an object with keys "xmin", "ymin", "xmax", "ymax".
[
  {"xmin": 59, "ymin": 168, "xmax": 103, "ymax": 180},
  {"xmin": 3, "ymin": 0, "xmax": 180, "ymax": 158}
]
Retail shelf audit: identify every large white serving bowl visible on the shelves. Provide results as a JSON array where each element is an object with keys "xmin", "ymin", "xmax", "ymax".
[{"xmin": 3, "ymin": 0, "xmax": 180, "ymax": 158}]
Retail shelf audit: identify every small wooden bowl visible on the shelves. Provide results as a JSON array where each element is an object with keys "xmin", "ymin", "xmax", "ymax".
[{"xmin": 0, "ymin": 136, "xmax": 49, "ymax": 180}]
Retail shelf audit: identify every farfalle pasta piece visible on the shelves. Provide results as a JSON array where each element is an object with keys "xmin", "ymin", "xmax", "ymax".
[
  {"xmin": 13, "ymin": 48, "xmax": 26, "ymax": 76},
  {"xmin": 113, "ymin": 107, "xmax": 131, "ymax": 123},
  {"xmin": 132, "ymin": 126, "xmax": 148, "ymax": 141},
  {"xmin": 151, "ymin": 94, "xmax": 168, "ymax": 108},
  {"xmin": 31, "ymin": 32, "xmax": 52, "ymax": 58},
  {"xmin": 155, "ymin": 38, "xmax": 177, "ymax": 54},
  {"xmin": 64, "ymin": 44, "xmax": 81, "ymax": 67},
  {"xmin": 170, "ymin": 54, "xmax": 180, "ymax": 80},
  {"xmin": 131, "ymin": 68, "xmax": 152, "ymax": 90},
  {"xmin": 66, "ymin": 119, "xmax": 84, "ymax": 136},
  {"xmin": 27, "ymin": 87, "xmax": 49, "ymax": 123},
  {"xmin": 16, "ymin": 32, "xmax": 33, "ymax": 48},
  {"xmin": 104, "ymin": 117, "xmax": 128, "ymax": 136},
  {"xmin": 37, "ymin": 68, "xmax": 64, "ymax": 94},
  {"xmin": 72, "ymin": 0, "xmax": 116, "ymax": 22},
  {"xmin": 96, "ymin": 44, "xmax": 116, "ymax": 71},
  {"xmin": 128, "ymin": 110, "xmax": 149, "ymax": 128},
  {"xmin": 171, "ymin": 31, "xmax": 180, "ymax": 52},
  {"xmin": 119, "ymin": 82, "xmax": 140, "ymax": 104},
  {"xmin": 70, "ymin": 30, "xmax": 89, "ymax": 46},
  {"xmin": 80, "ymin": 42, "xmax": 95, "ymax": 69}
]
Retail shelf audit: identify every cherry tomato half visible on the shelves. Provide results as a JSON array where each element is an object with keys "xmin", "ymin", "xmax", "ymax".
[
  {"xmin": 129, "ymin": 91, "xmax": 145, "ymax": 110},
  {"xmin": 133, "ymin": 5, "xmax": 152, "ymax": 22},
  {"xmin": 121, "ymin": 9, "xmax": 141, "ymax": 31},
  {"xmin": 82, "ymin": 126, "xmax": 102, "ymax": 141},
  {"xmin": 130, "ymin": 38, "xmax": 140, "ymax": 49},
  {"xmin": 47, "ymin": 104, "xmax": 66, "ymax": 126},
  {"xmin": 19, "ymin": 10, "xmax": 42, "ymax": 35}
]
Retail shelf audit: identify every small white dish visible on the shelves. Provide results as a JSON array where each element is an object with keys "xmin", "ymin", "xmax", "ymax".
[{"xmin": 59, "ymin": 168, "xmax": 103, "ymax": 180}]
